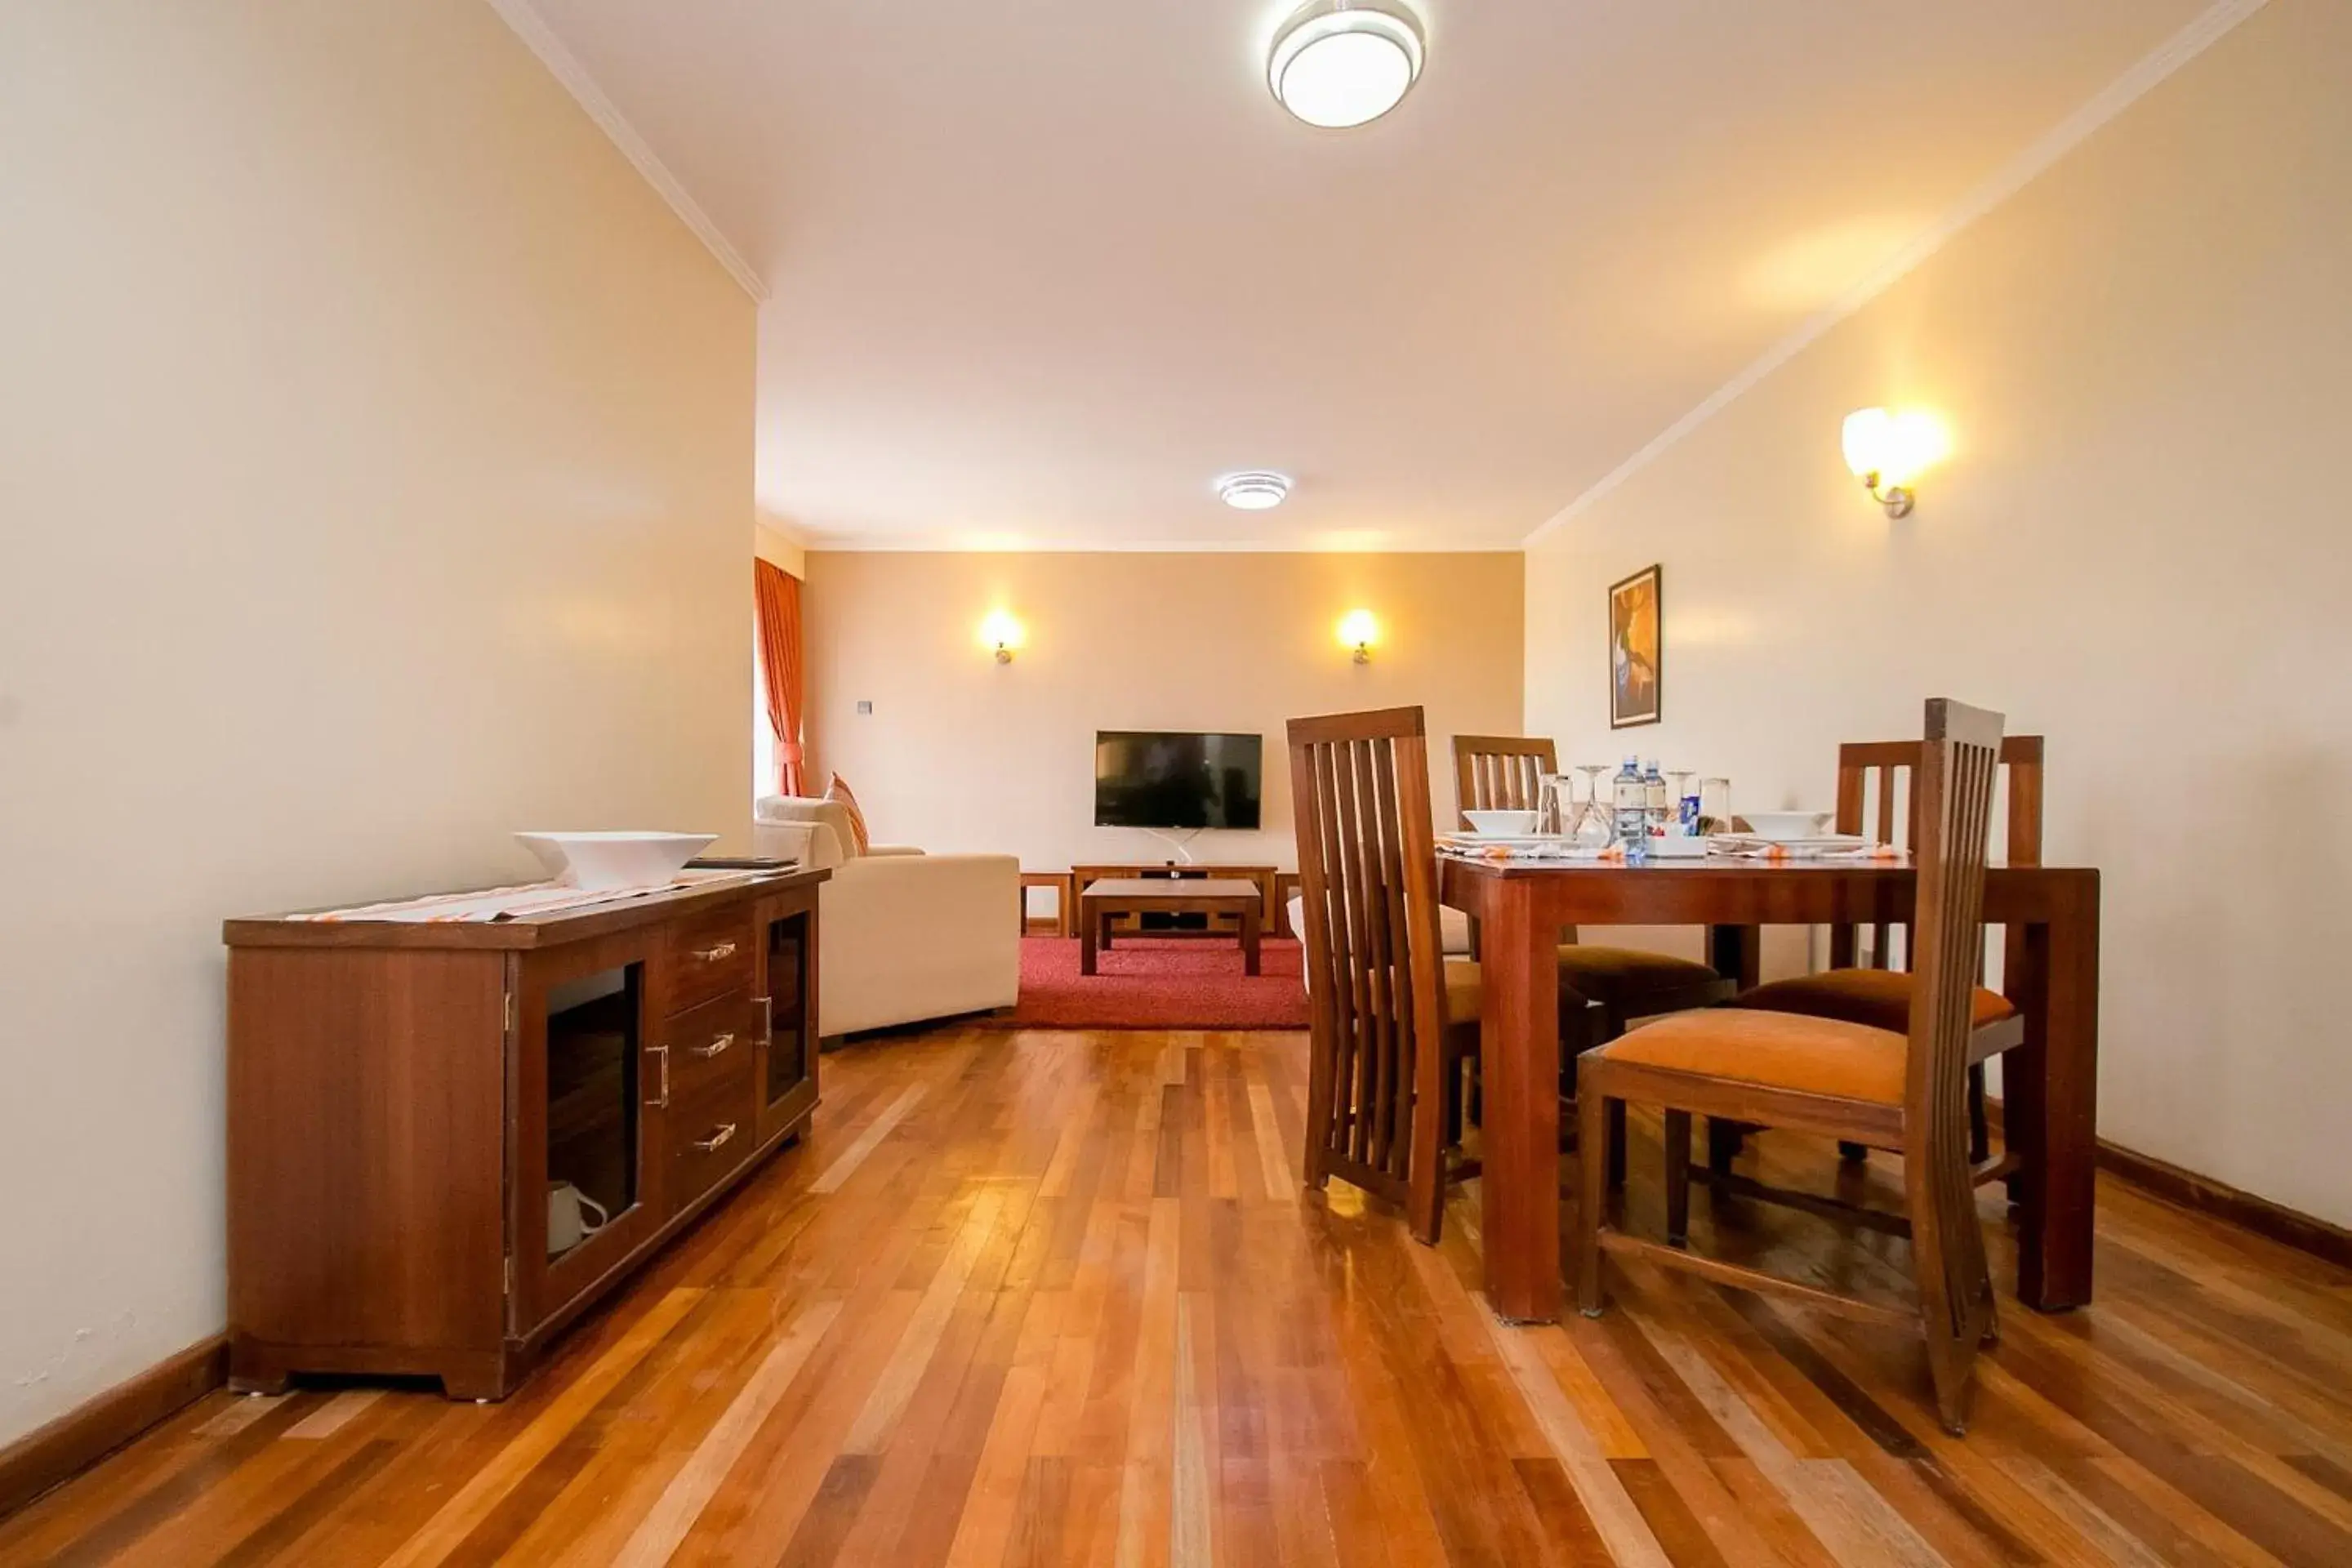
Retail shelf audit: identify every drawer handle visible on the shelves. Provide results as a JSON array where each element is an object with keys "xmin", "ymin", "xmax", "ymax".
[
  {"xmin": 693, "ymin": 941, "xmax": 739, "ymax": 964},
  {"xmin": 693, "ymin": 1122, "xmax": 737, "ymax": 1154},
  {"xmin": 691, "ymin": 1032, "xmax": 734, "ymax": 1060},
  {"xmin": 646, "ymin": 1045, "xmax": 670, "ymax": 1109}
]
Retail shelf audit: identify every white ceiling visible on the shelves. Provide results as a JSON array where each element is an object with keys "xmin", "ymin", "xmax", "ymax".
[{"xmin": 525, "ymin": 0, "xmax": 2215, "ymax": 550}]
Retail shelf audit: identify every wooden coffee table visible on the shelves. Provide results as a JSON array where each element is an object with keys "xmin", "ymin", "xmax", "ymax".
[{"xmin": 1080, "ymin": 877, "xmax": 1262, "ymax": 977}]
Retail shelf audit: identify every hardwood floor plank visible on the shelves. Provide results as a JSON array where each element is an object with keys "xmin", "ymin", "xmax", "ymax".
[
  {"xmin": 612, "ymin": 1298, "xmax": 841, "ymax": 1566},
  {"xmin": 13, "ymin": 1027, "xmax": 2352, "ymax": 1568}
]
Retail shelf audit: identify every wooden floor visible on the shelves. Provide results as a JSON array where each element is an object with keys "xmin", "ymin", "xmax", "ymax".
[{"xmin": 10, "ymin": 1029, "xmax": 2352, "ymax": 1567}]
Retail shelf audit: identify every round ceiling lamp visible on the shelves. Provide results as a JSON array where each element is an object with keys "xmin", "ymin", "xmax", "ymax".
[
  {"xmin": 1218, "ymin": 471, "xmax": 1293, "ymax": 510},
  {"xmin": 1268, "ymin": 1, "xmax": 1426, "ymax": 129}
]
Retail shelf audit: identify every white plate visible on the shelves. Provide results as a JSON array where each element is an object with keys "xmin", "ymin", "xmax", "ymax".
[
  {"xmin": 515, "ymin": 831, "xmax": 718, "ymax": 892},
  {"xmin": 1445, "ymin": 832, "xmax": 1566, "ymax": 846},
  {"xmin": 1711, "ymin": 833, "xmax": 1871, "ymax": 853}
]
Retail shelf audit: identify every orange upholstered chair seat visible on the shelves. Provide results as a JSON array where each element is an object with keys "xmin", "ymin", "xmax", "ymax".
[
  {"xmin": 1441, "ymin": 951, "xmax": 1723, "ymax": 1027},
  {"xmin": 1732, "ymin": 969, "xmax": 2014, "ymax": 1034},
  {"xmin": 1594, "ymin": 1009, "xmax": 1907, "ymax": 1106},
  {"xmin": 1557, "ymin": 945, "xmax": 1725, "ymax": 995}
]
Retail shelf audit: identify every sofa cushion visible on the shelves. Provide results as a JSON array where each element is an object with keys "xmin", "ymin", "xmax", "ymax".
[{"xmin": 825, "ymin": 774, "xmax": 871, "ymax": 855}]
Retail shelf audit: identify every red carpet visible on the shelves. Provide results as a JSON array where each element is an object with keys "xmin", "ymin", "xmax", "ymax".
[{"xmin": 989, "ymin": 936, "xmax": 1309, "ymax": 1031}]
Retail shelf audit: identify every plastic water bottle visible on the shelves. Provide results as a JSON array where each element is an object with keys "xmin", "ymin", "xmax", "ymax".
[
  {"xmin": 1613, "ymin": 756, "xmax": 1647, "ymax": 849},
  {"xmin": 1642, "ymin": 759, "xmax": 1670, "ymax": 835}
]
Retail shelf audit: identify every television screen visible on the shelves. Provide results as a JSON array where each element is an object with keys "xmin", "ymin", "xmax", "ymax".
[{"xmin": 1094, "ymin": 732, "xmax": 1263, "ymax": 831}]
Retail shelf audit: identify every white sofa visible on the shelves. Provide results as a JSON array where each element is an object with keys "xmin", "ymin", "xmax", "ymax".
[{"xmin": 753, "ymin": 796, "xmax": 1020, "ymax": 1038}]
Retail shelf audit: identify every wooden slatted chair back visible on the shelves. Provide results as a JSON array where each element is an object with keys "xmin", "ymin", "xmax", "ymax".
[
  {"xmin": 1450, "ymin": 734, "xmax": 1557, "ymax": 831},
  {"xmin": 1831, "ymin": 735, "xmax": 2043, "ymax": 970},
  {"xmin": 1901, "ymin": 697, "xmax": 2007, "ymax": 1421},
  {"xmin": 1289, "ymin": 707, "xmax": 1450, "ymax": 1241}
]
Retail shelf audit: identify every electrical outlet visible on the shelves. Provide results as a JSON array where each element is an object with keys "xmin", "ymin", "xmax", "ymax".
[{"xmin": 855, "ymin": 700, "xmax": 874, "ymax": 715}]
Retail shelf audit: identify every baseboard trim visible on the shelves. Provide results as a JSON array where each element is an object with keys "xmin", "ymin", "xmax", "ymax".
[
  {"xmin": 1987, "ymin": 1098, "xmax": 2352, "ymax": 1271},
  {"xmin": 0, "ymin": 1334, "xmax": 227, "ymax": 1521}
]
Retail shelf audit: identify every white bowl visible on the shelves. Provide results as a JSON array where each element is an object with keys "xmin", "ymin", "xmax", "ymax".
[
  {"xmin": 1464, "ymin": 809, "xmax": 1541, "ymax": 835},
  {"xmin": 1743, "ymin": 810, "xmax": 1831, "ymax": 842},
  {"xmin": 515, "ymin": 831, "xmax": 717, "ymax": 892}
]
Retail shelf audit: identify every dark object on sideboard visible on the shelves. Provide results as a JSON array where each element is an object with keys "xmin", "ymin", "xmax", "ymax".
[{"xmin": 221, "ymin": 870, "xmax": 826, "ymax": 1401}]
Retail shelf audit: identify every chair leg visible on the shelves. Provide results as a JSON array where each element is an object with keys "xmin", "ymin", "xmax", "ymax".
[
  {"xmin": 1606, "ymin": 1099, "xmax": 1628, "ymax": 1191},
  {"xmin": 1838, "ymin": 1141, "xmax": 1869, "ymax": 1163},
  {"xmin": 1442, "ymin": 1052, "xmax": 1464, "ymax": 1152},
  {"xmin": 1664, "ymin": 1109, "xmax": 1691, "ymax": 1246},
  {"xmin": 1967, "ymin": 1063, "xmax": 1990, "ymax": 1163},
  {"xmin": 1707, "ymin": 1117, "xmax": 1740, "ymax": 1176},
  {"xmin": 1577, "ymin": 1080, "xmax": 1610, "ymax": 1316}
]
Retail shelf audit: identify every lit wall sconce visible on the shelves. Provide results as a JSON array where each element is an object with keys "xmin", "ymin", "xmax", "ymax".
[
  {"xmin": 978, "ymin": 609, "xmax": 1025, "ymax": 664},
  {"xmin": 1337, "ymin": 608, "xmax": 1380, "ymax": 665},
  {"xmin": 1841, "ymin": 407, "xmax": 1948, "ymax": 519}
]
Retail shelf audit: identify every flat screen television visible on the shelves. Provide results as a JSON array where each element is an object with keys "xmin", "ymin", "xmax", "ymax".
[{"xmin": 1094, "ymin": 731, "xmax": 1263, "ymax": 831}]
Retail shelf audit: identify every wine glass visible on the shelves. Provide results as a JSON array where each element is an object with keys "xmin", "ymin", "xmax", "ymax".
[{"xmin": 1570, "ymin": 764, "xmax": 1615, "ymax": 845}]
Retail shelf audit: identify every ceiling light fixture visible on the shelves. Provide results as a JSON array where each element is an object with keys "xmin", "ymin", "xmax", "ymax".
[
  {"xmin": 1218, "ymin": 471, "xmax": 1293, "ymax": 510},
  {"xmin": 1268, "ymin": 1, "xmax": 1426, "ymax": 130}
]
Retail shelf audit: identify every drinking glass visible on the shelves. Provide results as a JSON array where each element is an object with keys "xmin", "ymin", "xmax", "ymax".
[
  {"xmin": 1570, "ymin": 764, "xmax": 1615, "ymax": 845},
  {"xmin": 1698, "ymin": 777, "xmax": 1733, "ymax": 836},
  {"xmin": 1667, "ymin": 770, "xmax": 1696, "ymax": 833},
  {"xmin": 1539, "ymin": 774, "xmax": 1574, "ymax": 836}
]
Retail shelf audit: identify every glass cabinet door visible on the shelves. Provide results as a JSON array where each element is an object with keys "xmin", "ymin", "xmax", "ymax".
[
  {"xmin": 756, "ymin": 901, "xmax": 819, "ymax": 1143},
  {"xmin": 543, "ymin": 965, "xmax": 641, "ymax": 1264},
  {"xmin": 516, "ymin": 947, "xmax": 662, "ymax": 1330}
]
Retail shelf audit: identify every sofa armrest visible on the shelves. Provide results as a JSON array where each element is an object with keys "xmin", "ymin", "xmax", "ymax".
[
  {"xmin": 817, "ymin": 853, "xmax": 1020, "ymax": 1036},
  {"xmin": 752, "ymin": 819, "xmax": 817, "ymax": 865}
]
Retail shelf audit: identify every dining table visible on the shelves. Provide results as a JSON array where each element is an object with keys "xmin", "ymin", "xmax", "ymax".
[{"xmin": 1439, "ymin": 852, "xmax": 2101, "ymax": 1325}]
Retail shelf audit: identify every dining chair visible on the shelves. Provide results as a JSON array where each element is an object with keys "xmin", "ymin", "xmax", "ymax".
[
  {"xmin": 1451, "ymin": 733, "xmax": 1738, "ymax": 1165},
  {"xmin": 1290, "ymin": 706, "xmax": 1479, "ymax": 1242},
  {"xmin": 1726, "ymin": 734, "xmax": 2042, "ymax": 1178},
  {"xmin": 1450, "ymin": 733, "xmax": 1554, "ymax": 828},
  {"xmin": 1576, "ymin": 698, "xmax": 2007, "ymax": 1434}
]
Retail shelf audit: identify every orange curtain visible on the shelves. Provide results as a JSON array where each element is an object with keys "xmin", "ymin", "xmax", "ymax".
[{"xmin": 754, "ymin": 559, "xmax": 806, "ymax": 796}]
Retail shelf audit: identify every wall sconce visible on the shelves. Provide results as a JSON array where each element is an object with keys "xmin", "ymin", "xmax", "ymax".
[
  {"xmin": 978, "ymin": 609, "xmax": 1025, "ymax": 664},
  {"xmin": 1841, "ymin": 407, "xmax": 1947, "ymax": 519},
  {"xmin": 1337, "ymin": 608, "xmax": 1380, "ymax": 665}
]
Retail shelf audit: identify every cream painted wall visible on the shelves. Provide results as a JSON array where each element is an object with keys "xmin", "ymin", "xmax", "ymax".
[
  {"xmin": 0, "ymin": 4, "xmax": 754, "ymax": 1441},
  {"xmin": 804, "ymin": 553, "xmax": 1523, "ymax": 871},
  {"xmin": 1525, "ymin": 0, "xmax": 2352, "ymax": 1224}
]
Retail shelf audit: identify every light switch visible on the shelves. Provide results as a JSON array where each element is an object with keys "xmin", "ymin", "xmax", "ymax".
[{"xmin": 855, "ymin": 700, "xmax": 874, "ymax": 715}]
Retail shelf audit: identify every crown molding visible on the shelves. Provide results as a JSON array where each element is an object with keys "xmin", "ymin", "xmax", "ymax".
[
  {"xmin": 488, "ymin": 0, "xmax": 768, "ymax": 302},
  {"xmin": 1523, "ymin": 0, "xmax": 2271, "ymax": 548},
  {"xmin": 795, "ymin": 537, "xmax": 1526, "ymax": 555}
]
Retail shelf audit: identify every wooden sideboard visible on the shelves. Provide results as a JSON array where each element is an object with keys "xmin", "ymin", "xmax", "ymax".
[
  {"xmin": 221, "ymin": 869, "xmax": 826, "ymax": 1401},
  {"xmin": 1068, "ymin": 862, "xmax": 1281, "ymax": 938}
]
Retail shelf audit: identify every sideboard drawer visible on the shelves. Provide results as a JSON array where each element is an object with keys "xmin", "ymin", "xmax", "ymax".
[
  {"xmin": 666, "ymin": 905, "xmax": 753, "ymax": 1014},
  {"xmin": 664, "ymin": 990, "xmax": 753, "ymax": 1104},
  {"xmin": 669, "ymin": 1069, "xmax": 757, "ymax": 1214}
]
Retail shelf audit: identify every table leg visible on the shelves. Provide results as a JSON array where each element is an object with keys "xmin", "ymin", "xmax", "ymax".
[
  {"xmin": 2011, "ymin": 897, "xmax": 2100, "ymax": 1310},
  {"xmin": 1479, "ymin": 877, "xmax": 1562, "ymax": 1323},
  {"xmin": 1707, "ymin": 924, "xmax": 1761, "ymax": 990},
  {"xmin": 1080, "ymin": 906, "xmax": 1099, "ymax": 976},
  {"xmin": 1241, "ymin": 902, "xmax": 1261, "ymax": 976}
]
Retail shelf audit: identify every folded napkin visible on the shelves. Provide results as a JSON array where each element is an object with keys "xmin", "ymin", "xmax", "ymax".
[
  {"xmin": 1706, "ymin": 836, "xmax": 1899, "ymax": 862},
  {"xmin": 1437, "ymin": 835, "xmax": 1627, "ymax": 863}
]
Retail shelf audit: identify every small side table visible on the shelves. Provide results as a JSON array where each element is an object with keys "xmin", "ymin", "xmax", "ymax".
[{"xmin": 1018, "ymin": 870, "xmax": 1076, "ymax": 937}]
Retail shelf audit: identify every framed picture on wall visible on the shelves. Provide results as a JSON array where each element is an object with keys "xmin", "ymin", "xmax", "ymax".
[{"xmin": 1608, "ymin": 564, "xmax": 1662, "ymax": 728}]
